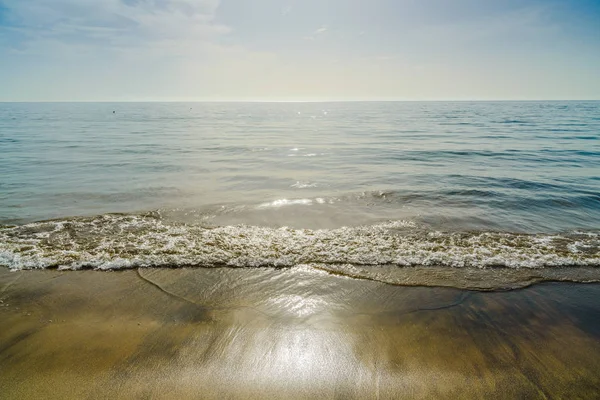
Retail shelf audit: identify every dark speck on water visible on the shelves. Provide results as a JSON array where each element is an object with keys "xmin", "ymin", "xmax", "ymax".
[{"xmin": 0, "ymin": 101, "xmax": 599, "ymax": 286}]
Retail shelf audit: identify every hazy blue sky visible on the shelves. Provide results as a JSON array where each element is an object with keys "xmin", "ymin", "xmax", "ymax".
[{"xmin": 1, "ymin": 0, "xmax": 599, "ymax": 101}]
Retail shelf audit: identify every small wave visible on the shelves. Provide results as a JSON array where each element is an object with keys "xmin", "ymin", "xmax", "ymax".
[
  {"xmin": 0, "ymin": 214, "xmax": 598, "ymax": 275},
  {"xmin": 290, "ymin": 181, "xmax": 318, "ymax": 189},
  {"xmin": 257, "ymin": 198, "xmax": 318, "ymax": 208}
]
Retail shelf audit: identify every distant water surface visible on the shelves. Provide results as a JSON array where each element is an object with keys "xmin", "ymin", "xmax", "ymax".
[{"xmin": 1, "ymin": 101, "xmax": 599, "ymax": 288}]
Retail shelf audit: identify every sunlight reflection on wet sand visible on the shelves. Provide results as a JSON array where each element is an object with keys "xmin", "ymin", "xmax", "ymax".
[{"xmin": 1, "ymin": 267, "xmax": 599, "ymax": 399}]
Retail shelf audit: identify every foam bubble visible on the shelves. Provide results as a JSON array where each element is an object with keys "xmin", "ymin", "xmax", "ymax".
[
  {"xmin": 0, "ymin": 214, "xmax": 598, "ymax": 273},
  {"xmin": 257, "ymin": 199, "xmax": 314, "ymax": 208},
  {"xmin": 291, "ymin": 182, "xmax": 318, "ymax": 189}
]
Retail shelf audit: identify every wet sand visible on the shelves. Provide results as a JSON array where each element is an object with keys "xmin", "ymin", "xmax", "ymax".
[{"xmin": 1, "ymin": 267, "xmax": 599, "ymax": 399}]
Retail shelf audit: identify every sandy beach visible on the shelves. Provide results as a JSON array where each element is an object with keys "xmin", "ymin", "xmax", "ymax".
[
  {"xmin": 2, "ymin": 0, "xmax": 600, "ymax": 396},
  {"xmin": 1, "ymin": 267, "xmax": 599, "ymax": 399}
]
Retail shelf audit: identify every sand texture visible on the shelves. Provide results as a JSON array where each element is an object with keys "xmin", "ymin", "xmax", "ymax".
[{"xmin": 1, "ymin": 267, "xmax": 599, "ymax": 399}]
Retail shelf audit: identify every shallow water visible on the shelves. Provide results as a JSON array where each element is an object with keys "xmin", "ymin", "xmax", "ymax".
[{"xmin": 1, "ymin": 101, "xmax": 599, "ymax": 288}]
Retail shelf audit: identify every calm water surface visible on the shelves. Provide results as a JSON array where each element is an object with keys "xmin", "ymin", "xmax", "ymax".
[{"xmin": 1, "ymin": 101, "xmax": 599, "ymax": 288}]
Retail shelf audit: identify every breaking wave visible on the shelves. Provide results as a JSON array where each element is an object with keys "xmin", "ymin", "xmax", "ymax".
[{"xmin": 1, "ymin": 213, "xmax": 598, "ymax": 273}]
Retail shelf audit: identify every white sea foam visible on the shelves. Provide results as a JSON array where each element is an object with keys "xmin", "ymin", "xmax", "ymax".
[
  {"xmin": 257, "ymin": 199, "xmax": 314, "ymax": 208},
  {"xmin": 0, "ymin": 214, "xmax": 598, "ymax": 272},
  {"xmin": 290, "ymin": 181, "xmax": 318, "ymax": 189}
]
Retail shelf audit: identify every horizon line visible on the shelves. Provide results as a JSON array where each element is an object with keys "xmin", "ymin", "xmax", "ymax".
[{"xmin": 1, "ymin": 99, "xmax": 599, "ymax": 104}]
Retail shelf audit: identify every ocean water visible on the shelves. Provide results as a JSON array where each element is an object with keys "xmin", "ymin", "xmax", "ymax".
[{"xmin": 1, "ymin": 101, "xmax": 599, "ymax": 289}]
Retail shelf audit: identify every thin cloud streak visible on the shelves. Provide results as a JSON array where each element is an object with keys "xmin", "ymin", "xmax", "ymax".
[{"xmin": 0, "ymin": 0, "xmax": 599, "ymax": 101}]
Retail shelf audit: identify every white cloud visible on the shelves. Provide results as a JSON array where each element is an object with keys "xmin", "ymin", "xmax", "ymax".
[
  {"xmin": 314, "ymin": 26, "xmax": 328, "ymax": 35},
  {"xmin": 3, "ymin": 0, "xmax": 229, "ymax": 55},
  {"xmin": 2, "ymin": 0, "xmax": 598, "ymax": 101},
  {"xmin": 303, "ymin": 25, "xmax": 328, "ymax": 41}
]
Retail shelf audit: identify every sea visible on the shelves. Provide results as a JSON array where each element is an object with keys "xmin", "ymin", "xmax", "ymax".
[{"xmin": 1, "ymin": 101, "xmax": 599, "ymax": 290}]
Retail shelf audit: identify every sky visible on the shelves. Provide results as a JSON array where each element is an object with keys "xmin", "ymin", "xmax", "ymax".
[{"xmin": 0, "ymin": 0, "xmax": 599, "ymax": 101}]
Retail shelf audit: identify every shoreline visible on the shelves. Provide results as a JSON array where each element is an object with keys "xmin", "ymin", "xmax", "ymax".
[{"xmin": 1, "ymin": 267, "xmax": 599, "ymax": 399}]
